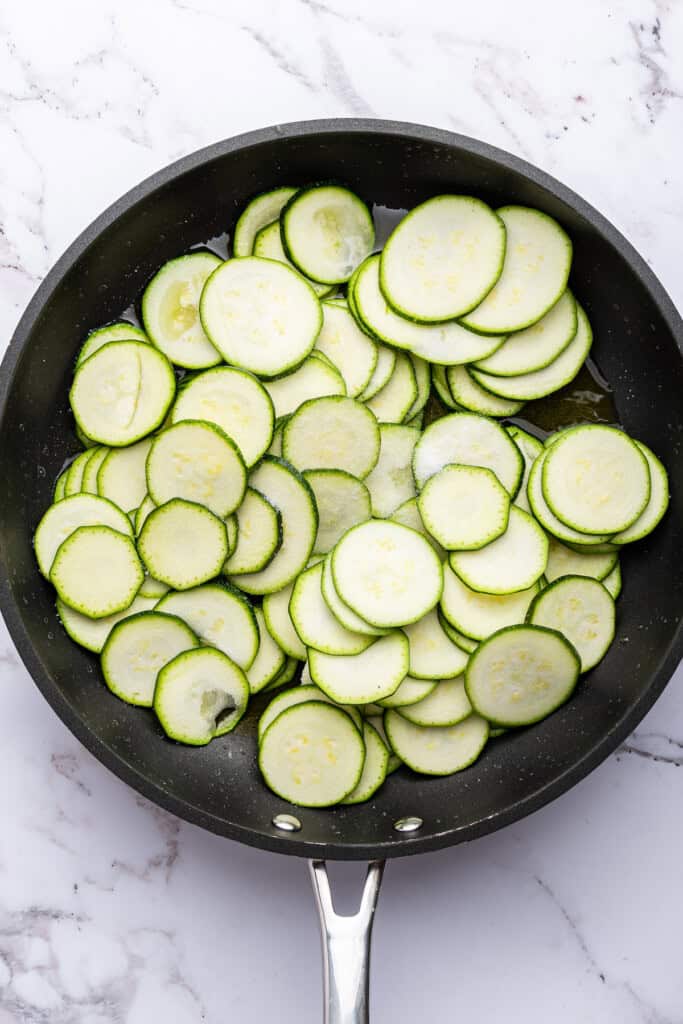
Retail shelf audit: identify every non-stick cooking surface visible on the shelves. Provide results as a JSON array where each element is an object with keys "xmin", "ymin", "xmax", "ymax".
[{"xmin": 0, "ymin": 120, "xmax": 681, "ymax": 859}]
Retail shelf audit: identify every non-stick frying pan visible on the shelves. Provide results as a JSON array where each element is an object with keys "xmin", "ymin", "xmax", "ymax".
[{"xmin": 1, "ymin": 120, "xmax": 681, "ymax": 1022}]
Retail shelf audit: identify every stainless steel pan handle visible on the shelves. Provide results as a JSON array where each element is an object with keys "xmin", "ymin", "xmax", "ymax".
[{"xmin": 309, "ymin": 860, "xmax": 385, "ymax": 1024}]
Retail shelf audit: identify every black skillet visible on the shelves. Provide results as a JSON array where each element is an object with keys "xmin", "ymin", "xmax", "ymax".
[{"xmin": 1, "ymin": 120, "xmax": 682, "ymax": 1022}]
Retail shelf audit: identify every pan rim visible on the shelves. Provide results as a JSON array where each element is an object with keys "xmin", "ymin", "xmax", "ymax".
[{"xmin": 1, "ymin": 117, "xmax": 682, "ymax": 860}]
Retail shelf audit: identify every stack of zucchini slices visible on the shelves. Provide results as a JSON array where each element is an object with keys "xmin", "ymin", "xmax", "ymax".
[{"xmin": 36, "ymin": 183, "xmax": 670, "ymax": 809}]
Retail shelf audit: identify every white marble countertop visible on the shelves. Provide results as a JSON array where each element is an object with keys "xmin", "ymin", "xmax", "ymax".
[{"xmin": 1, "ymin": 1, "xmax": 682, "ymax": 1021}]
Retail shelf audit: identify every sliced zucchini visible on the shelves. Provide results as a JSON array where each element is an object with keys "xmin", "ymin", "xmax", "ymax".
[
  {"xmin": 402, "ymin": 607, "xmax": 468, "ymax": 680},
  {"xmin": 34, "ymin": 493, "xmax": 133, "ymax": 578},
  {"xmin": 461, "ymin": 207, "xmax": 572, "ymax": 334},
  {"xmin": 253, "ymin": 220, "xmax": 332, "ymax": 298},
  {"xmin": 156, "ymin": 582, "xmax": 258, "ymax": 669},
  {"xmin": 146, "ymin": 420, "xmax": 246, "ymax": 518},
  {"xmin": 70, "ymin": 340, "xmax": 175, "ymax": 447},
  {"xmin": 612, "ymin": 441, "xmax": 669, "ymax": 544},
  {"xmin": 418, "ymin": 464, "xmax": 510, "ymax": 550},
  {"xmin": 309, "ymin": 631, "xmax": 409, "ymax": 704},
  {"xmin": 413, "ymin": 412, "xmax": 523, "ymax": 494},
  {"xmin": 398, "ymin": 676, "xmax": 471, "ymax": 727},
  {"xmin": 470, "ymin": 303, "xmax": 592, "ymax": 400},
  {"xmin": 506, "ymin": 425, "xmax": 543, "ymax": 514},
  {"xmin": 304, "ymin": 470, "xmax": 371, "ymax": 554},
  {"xmin": 64, "ymin": 449, "xmax": 96, "ymax": 496},
  {"xmin": 154, "ymin": 647, "xmax": 250, "ymax": 744},
  {"xmin": 233, "ymin": 186, "xmax": 298, "ymax": 257},
  {"xmin": 97, "ymin": 438, "xmax": 152, "ymax": 512},
  {"xmin": 50, "ymin": 525, "xmax": 143, "ymax": 618},
  {"xmin": 602, "ymin": 561, "xmax": 622, "ymax": 600},
  {"xmin": 282, "ymin": 395, "xmax": 379, "ymax": 477},
  {"xmin": 474, "ymin": 290, "xmax": 577, "ymax": 376},
  {"xmin": 314, "ymin": 301, "xmax": 378, "ymax": 397},
  {"xmin": 405, "ymin": 355, "xmax": 430, "ymax": 420},
  {"xmin": 431, "ymin": 364, "xmax": 459, "ymax": 409},
  {"xmin": 441, "ymin": 564, "xmax": 541, "ymax": 641},
  {"xmin": 57, "ymin": 593, "xmax": 157, "ymax": 652},
  {"xmin": 320, "ymin": 554, "xmax": 388, "ymax": 638},
  {"xmin": 542, "ymin": 424, "xmax": 650, "ymax": 534},
  {"xmin": 353, "ymin": 253, "xmax": 507, "ymax": 364},
  {"xmin": 264, "ymin": 353, "xmax": 346, "ymax": 420},
  {"xmin": 438, "ymin": 613, "xmax": 479, "ymax": 653},
  {"xmin": 341, "ymin": 721, "xmax": 389, "ymax": 804},
  {"xmin": 171, "ymin": 366, "xmax": 274, "ymax": 468},
  {"xmin": 380, "ymin": 196, "xmax": 506, "ymax": 322},
  {"xmin": 367, "ymin": 714, "xmax": 403, "ymax": 774},
  {"xmin": 262, "ymin": 655, "xmax": 299, "ymax": 692},
  {"xmin": 465, "ymin": 624, "xmax": 580, "ymax": 726},
  {"xmin": 232, "ymin": 458, "xmax": 317, "ymax": 595},
  {"xmin": 356, "ymin": 344, "xmax": 397, "ymax": 401},
  {"xmin": 406, "ymin": 411, "xmax": 424, "ymax": 430},
  {"xmin": 225, "ymin": 513, "xmax": 238, "ymax": 556},
  {"xmin": 53, "ymin": 468, "xmax": 68, "ymax": 502},
  {"xmin": 81, "ymin": 446, "xmax": 109, "ymax": 494},
  {"xmin": 259, "ymin": 701, "xmax": 365, "ymax": 806},
  {"xmin": 446, "ymin": 365, "xmax": 524, "ymax": 417},
  {"xmin": 526, "ymin": 575, "xmax": 615, "ymax": 672},
  {"xmin": 281, "ymin": 185, "xmax": 375, "ymax": 284},
  {"xmin": 258, "ymin": 684, "xmax": 359, "ymax": 742},
  {"xmin": 76, "ymin": 321, "xmax": 148, "ymax": 367},
  {"xmin": 545, "ymin": 536, "xmax": 617, "ymax": 584},
  {"xmin": 262, "ymin": 582, "xmax": 307, "ymax": 661},
  {"xmin": 290, "ymin": 561, "xmax": 373, "ymax": 656},
  {"xmin": 389, "ymin": 497, "xmax": 446, "ymax": 559},
  {"xmin": 384, "ymin": 710, "xmax": 489, "ymax": 775},
  {"xmin": 449, "ymin": 507, "xmax": 548, "ymax": 595},
  {"xmin": 101, "ymin": 611, "xmax": 199, "ymax": 707},
  {"xmin": 135, "ymin": 495, "xmax": 156, "ymax": 536},
  {"xmin": 142, "ymin": 252, "xmax": 222, "ymax": 368},
  {"xmin": 223, "ymin": 488, "xmax": 281, "ymax": 575},
  {"xmin": 138, "ymin": 574, "xmax": 170, "ymax": 598},
  {"xmin": 363, "ymin": 352, "xmax": 417, "ymax": 424},
  {"xmin": 332, "ymin": 520, "xmax": 443, "ymax": 628},
  {"xmin": 138, "ymin": 498, "xmax": 228, "ymax": 590},
  {"xmin": 267, "ymin": 418, "xmax": 286, "ymax": 458},
  {"xmin": 199, "ymin": 256, "xmax": 322, "ymax": 377},
  {"xmin": 527, "ymin": 450, "xmax": 613, "ymax": 545},
  {"xmin": 364, "ymin": 424, "xmax": 419, "ymax": 518},
  {"xmin": 247, "ymin": 606, "xmax": 286, "ymax": 694},
  {"xmin": 377, "ymin": 676, "xmax": 437, "ymax": 709}
]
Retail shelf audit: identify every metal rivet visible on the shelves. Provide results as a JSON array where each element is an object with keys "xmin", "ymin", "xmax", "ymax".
[
  {"xmin": 272, "ymin": 813, "xmax": 302, "ymax": 832},
  {"xmin": 393, "ymin": 816, "xmax": 423, "ymax": 833}
]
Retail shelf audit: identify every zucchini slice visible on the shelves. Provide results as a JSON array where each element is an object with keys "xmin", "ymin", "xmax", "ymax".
[
  {"xmin": 65, "ymin": 449, "xmax": 96, "ymax": 496},
  {"xmin": 413, "ymin": 412, "xmax": 523, "ymax": 494},
  {"xmin": 389, "ymin": 497, "xmax": 446, "ymax": 559},
  {"xmin": 138, "ymin": 575, "xmax": 170, "ymax": 598},
  {"xmin": 57, "ymin": 593, "xmax": 158, "ymax": 653},
  {"xmin": 53, "ymin": 468, "xmax": 69, "ymax": 502},
  {"xmin": 70, "ymin": 340, "xmax": 175, "ymax": 447},
  {"xmin": 397, "ymin": 676, "xmax": 472, "ymax": 727},
  {"xmin": 223, "ymin": 488, "xmax": 281, "ymax": 575},
  {"xmin": 542, "ymin": 424, "xmax": 650, "ymax": 534},
  {"xmin": 262, "ymin": 581, "xmax": 308, "ymax": 661},
  {"xmin": 260, "ymin": 654, "xmax": 299, "ymax": 692},
  {"xmin": 474, "ymin": 289, "xmax": 577, "ymax": 376},
  {"xmin": 101, "ymin": 611, "xmax": 199, "ymax": 707},
  {"xmin": 341, "ymin": 721, "xmax": 389, "ymax": 804},
  {"xmin": 154, "ymin": 647, "xmax": 250, "ymax": 744},
  {"xmin": 612, "ymin": 441, "xmax": 669, "ymax": 544},
  {"xmin": 232, "ymin": 458, "xmax": 317, "ymax": 595},
  {"xmin": 545, "ymin": 536, "xmax": 617, "ymax": 584},
  {"xmin": 200, "ymin": 256, "xmax": 322, "ymax": 377},
  {"xmin": 146, "ymin": 420, "xmax": 246, "ymax": 518},
  {"xmin": 405, "ymin": 355, "xmax": 430, "ymax": 420},
  {"xmin": 247, "ymin": 607, "xmax": 286, "ymax": 694},
  {"xmin": 431, "ymin": 364, "xmax": 460, "ymax": 409},
  {"xmin": 465, "ymin": 624, "xmax": 580, "ymax": 726},
  {"xmin": 418, "ymin": 464, "xmax": 510, "ymax": 551},
  {"xmin": 356, "ymin": 344, "xmax": 397, "ymax": 401},
  {"xmin": 253, "ymin": 221, "xmax": 332, "ymax": 298},
  {"xmin": 76, "ymin": 321, "xmax": 148, "ymax": 367},
  {"xmin": 470, "ymin": 303, "xmax": 592, "ymax": 400},
  {"xmin": 332, "ymin": 520, "xmax": 443, "ymax": 628},
  {"xmin": 384, "ymin": 710, "xmax": 489, "ymax": 776},
  {"xmin": 281, "ymin": 185, "xmax": 375, "ymax": 285},
  {"xmin": 304, "ymin": 470, "xmax": 371, "ymax": 554},
  {"xmin": 367, "ymin": 714, "xmax": 403, "ymax": 774},
  {"xmin": 233, "ymin": 186, "xmax": 298, "ymax": 257},
  {"xmin": 526, "ymin": 575, "xmax": 615, "ymax": 672},
  {"xmin": 135, "ymin": 495, "xmax": 156, "ymax": 536},
  {"xmin": 527, "ymin": 449, "xmax": 613, "ymax": 545},
  {"xmin": 156, "ymin": 582, "xmax": 258, "ymax": 669},
  {"xmin": 259, "ymin": 701, "xmax": 365, "ymax": 806},
  {"xmin": 438, "ymin": 612, "xmax": 479, "ymax": 653},
  {"xmin": 309, "ymin": 631, "xmax": 409, "ymax": 704},
  {"xmin": 314, "ymin": 301, "xmax": 378, "ymax": 397},
  {"xmin": 506, "ymin": 425, "xmax": 543, "ymax": 514},
  {"xmin": 34, "ymin": 493, "xmax": 133, "ymax": 578},
  {"xmin": 402, "ymin": 607, "xmax": 469, "ymax": 680},
  {"xmin": 282, "ymin": 396, "xmax": 380, "ymax": 478},
  {"xmin": 449, "ymin": 507, "xmax": 548, "ymax": 595},
  {"xmin": 446, "ymin": 365, "xmax": 524, "ymax": 417},
  {"xmin": 138, "ymin": 498, "xmax": 228, "ymax": 590},
  {"xmin": 290, "ymin": 561, "xmax": 374, "ymax": 656},
  {"xmin": 258, "ymin": 684, "xmax": 360, "ymax": 743},
  {"xmin": 441, "ymin": 564, "xmax": 541, "ymax": 641},
  {"xmin": 97, "ymin": 438, "xmax": 152, "ymax": 512},
  {"xmin": 461, "ymin": 206, "xmax": 572, "ymax": 333},
  {"xmin": 320, "ymin": 554, "xmax": 388, "ymax": 638},
  {"xmin": 380, "ymin": 195, "xmax": 506, "ymax": 322},
  {"xmin": 264, "ymin": 353, "xmax": 346, "ymax": 420},
  {"xmin": 171, "ymin": 366, "xmax": 274, "ymax": 468},
  {"xmin": 142, "ymin": 252, "xmax": 223, "ymax": 368},
  {"xmin": 364, "ymin": 424, "xmax": 419, "ymax": 518},
  {"xmin": 602, "ymin": 561, "xmax": 622, "ymax": 600},
  {"xmin": 50, "ymin": 525, "xmax": 143, "ymax": 618},
  {"xmin": 377, "ymin": 676, "xmax": 437, "ymax": 709},
  {"xmin": 363, "ymin": 352, "xmax": 417, "ymax": 424},
  {"xmin": 81, "ymin": 446, "xmax": 109, "ymax": 495}
]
